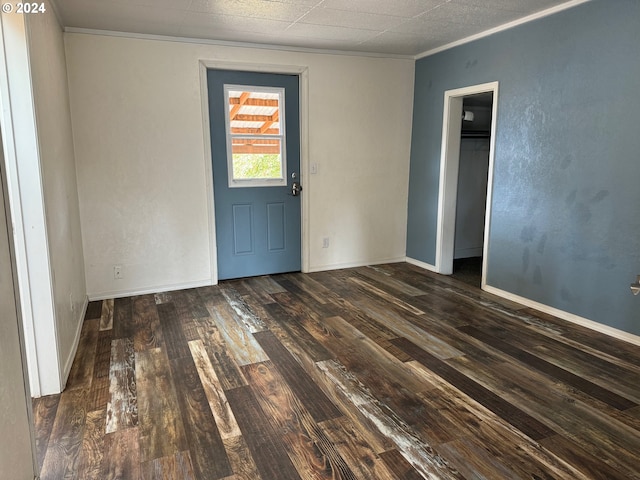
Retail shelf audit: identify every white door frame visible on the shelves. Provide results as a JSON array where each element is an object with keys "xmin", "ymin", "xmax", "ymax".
[
  {"xmin": 198, "ymin": 60, "xmax": 309, "ymax": 285},
  {"xmin": 435, "ymin": 81, "xmax": 499, "ymax": 289},
  {"xmin": 0, "ymin": 11, "xmax": 62, "ymax": 397}
]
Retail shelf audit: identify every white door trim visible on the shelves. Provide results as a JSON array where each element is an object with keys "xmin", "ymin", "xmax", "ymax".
[
  {"xmin": 198, "ymin": 60, "xmax": 309, "ymax": 284},
  {"xmin": 0, "ymin": 11, "xmax": 62, "ymax": 396},
  {"xmin": 435, "ymin": 81, "xmax": 499, "ymax": 289}
]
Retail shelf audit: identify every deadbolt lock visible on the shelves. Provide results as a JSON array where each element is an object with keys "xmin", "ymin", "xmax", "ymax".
[{"xmin": 291, "ymin": 172, "xmax": 302, "ymax": 196}]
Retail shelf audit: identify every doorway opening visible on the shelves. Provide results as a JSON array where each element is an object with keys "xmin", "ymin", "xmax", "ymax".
[
  {"xmin": 435, "ymin": 82, "xmax": 498, "ymax": 289},
  {"xmin": 199, "ymin": 61, "xmax": 310, "ymax": 284}
]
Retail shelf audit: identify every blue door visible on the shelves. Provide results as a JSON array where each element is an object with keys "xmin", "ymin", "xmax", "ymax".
[{"xmin": 208, "ymin": 70, "xmax": 301, "ymax": 280}]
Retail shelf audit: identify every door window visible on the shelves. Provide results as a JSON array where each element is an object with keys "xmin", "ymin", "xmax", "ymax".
[{"xmin": 224, "ymin": 85, "xmax": 287, "ymax": 187}]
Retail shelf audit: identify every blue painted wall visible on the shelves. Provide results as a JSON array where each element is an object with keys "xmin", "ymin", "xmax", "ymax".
[{"xmin": 406, "ymin": 0, "xmax": 640, "ymax": 335}]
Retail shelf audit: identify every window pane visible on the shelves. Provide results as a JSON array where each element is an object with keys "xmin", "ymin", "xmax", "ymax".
[
  {"xmin": 225, "ymin": 86, "xmax": 286, "ymax": 185},
  {"xmin": 231, "ymin": 138, "xmax": 283, "ymax": 179},
  {"xmin": 228, "ymin": 90, "xmax": 281, "ymax": 135}
]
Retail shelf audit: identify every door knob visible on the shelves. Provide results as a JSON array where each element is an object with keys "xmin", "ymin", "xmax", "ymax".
[{"xmin": 291, "ymin": 172, "xmax": 302, "ymax": 196}]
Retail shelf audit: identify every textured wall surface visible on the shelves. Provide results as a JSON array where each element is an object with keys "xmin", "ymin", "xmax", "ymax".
[
  {"xmin": 407, "ymin": 0, "xmax": 640, "ymax": 335},
  {"xmin": 65, "ymin": 33, "xmax": 414, "ymax": 297},
  {"xmin": 1, "ymin": 3, "xmax": 86, "ymax": 395},
  {"xmin": 27, "ymin": 1, "xmax": 87, "ymax": 388}
]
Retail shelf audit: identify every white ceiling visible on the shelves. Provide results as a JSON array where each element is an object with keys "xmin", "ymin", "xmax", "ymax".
[{"xmin": 51, "ymin": 0, "xmax": 581, "ymax": 56}]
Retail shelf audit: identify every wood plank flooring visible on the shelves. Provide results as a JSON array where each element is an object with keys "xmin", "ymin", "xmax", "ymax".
[{"xmin": 33, "ymin": 263, "xmax": 640, "ymax": 479}]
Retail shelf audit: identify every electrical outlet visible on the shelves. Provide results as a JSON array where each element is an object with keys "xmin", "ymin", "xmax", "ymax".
[
  {"xmin": 322, "ymin": 237, "xmax": 330, "ymax": 248},
  {"xmin": 114, "ymin": 265, "xmax": 123, "ymax": 279}
]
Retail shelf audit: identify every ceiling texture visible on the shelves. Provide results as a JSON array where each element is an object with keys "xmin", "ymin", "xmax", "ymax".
[{"xmin": 51, "ymin": 0, "xmax": 581, "ymax": 56}]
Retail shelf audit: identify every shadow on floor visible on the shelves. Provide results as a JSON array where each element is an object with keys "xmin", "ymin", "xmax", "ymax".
[{"xmin": 452, "ymin": 256, "xmax": 482, "ymax": 288}]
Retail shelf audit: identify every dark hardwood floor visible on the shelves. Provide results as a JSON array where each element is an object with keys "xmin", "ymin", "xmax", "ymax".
[{"xmin": 33, "ymin": 263, "xmax": 640, "ymax": 479}]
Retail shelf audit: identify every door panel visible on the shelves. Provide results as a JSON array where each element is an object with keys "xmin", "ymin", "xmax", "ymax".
[
  {"xmin": 208, "ymin": 70, "xmax": 301, "ymax": 280},
  {"xmin": 267, "ymin": 202, "xmax": 286, "ymax": 251},
  {"xmin": 232, "ymin": 204, "xmax": 253, "ymax": 255}
]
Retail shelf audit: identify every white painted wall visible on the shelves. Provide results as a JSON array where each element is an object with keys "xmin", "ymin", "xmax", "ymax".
[
  {"xmin": 26, "ymin": 3, "xmax": 87, "ymax": 386},
  {"xmin": 0, "ymin": 2, "xmax": 87, "ymax": 396},
  {"xmin": 64, "ymin": 33, "xmax": 414, "ymax": 298}
]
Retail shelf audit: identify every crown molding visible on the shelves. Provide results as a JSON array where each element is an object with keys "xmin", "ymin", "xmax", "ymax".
[
  {"xmin": 63, "ymin": 27, "xmax": 414, "ymax": 60},
  {"xmin": 415, "ymin": 0, "xmax": 591, "ymax": 60}
]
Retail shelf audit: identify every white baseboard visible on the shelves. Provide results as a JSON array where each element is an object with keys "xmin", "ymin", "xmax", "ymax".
[
  {"xmin": 88, "ymin": 279, "xmax": 214, "ymax": 301},
  {"xmin": 61, "ymin": 295, "xmax": 89, "ymax": 391},
  {"xmin": 405, "ymin": 256, "xmax": 438, "ymax": 273},
  {"xmin": 483, "ymin": 285, "xmax": 640, "ymax": 347},
  {"xmin": 307, "ymin": 256, "xmax": 407, "ymax": 273},
  {"xmin": 405, "ymin": 258, "xmax": 640, "ymax": 347}
]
